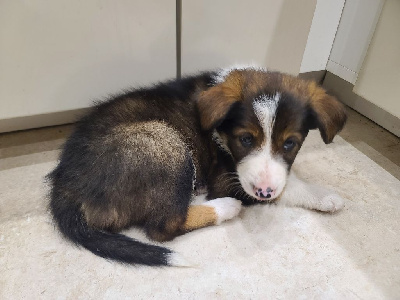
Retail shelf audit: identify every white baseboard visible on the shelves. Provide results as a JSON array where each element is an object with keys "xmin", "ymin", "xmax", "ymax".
[
  {"xmin": 0, "ymin": 108, "xmax": 89, "ymax": 133},
  {"xmin": 323, "ymin": 72, "xmax": 400, "ymax": 137}
]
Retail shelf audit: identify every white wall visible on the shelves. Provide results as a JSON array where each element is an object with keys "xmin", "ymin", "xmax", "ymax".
[
  {"xmin": 0, "ymin": 0, "xmax": 176, "ymax": 121},
  {"xmin": 354, "ymin": 0, "xmax": 400, "ymax": 119},
  {"xmin": 181, "ymin": 0, "xmax": 317, "ymax": 76},
  {"xmin": 300, "ymin": 0, "xmax": 345, "ymax": 73}
]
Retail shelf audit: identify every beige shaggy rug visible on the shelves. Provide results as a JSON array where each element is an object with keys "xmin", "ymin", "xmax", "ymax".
[{"xmin": 1, "ymin": 130, "xmax": 399, "ymax": 299}]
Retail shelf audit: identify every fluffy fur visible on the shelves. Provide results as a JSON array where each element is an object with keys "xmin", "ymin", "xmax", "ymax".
[{"xmin": 47, "ymin": 66, "xmax": 347, "ymax": 266}]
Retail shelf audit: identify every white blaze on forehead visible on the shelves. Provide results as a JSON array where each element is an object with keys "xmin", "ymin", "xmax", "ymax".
[
  {"xmin": 237, "ymin": 93, "xmax": 288, "ymax": 200},
  {"xmin": 252, "ymin": 93, "xmax": 281, "ymax": 142}
]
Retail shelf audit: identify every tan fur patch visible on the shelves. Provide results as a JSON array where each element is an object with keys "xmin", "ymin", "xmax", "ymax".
[
  {"xmin": 147, "ymin": 216, "xmax": 186, "ymax": 242},
  {"xmin": 182, "ymin": 205, "xmax": 218, "ymax": 231},
  {"xmin": 232, "ymin": 122, "xmax": 265, "ymax": 150},
  {"xmin": 197, "ymin": 71, "xmax": 243, "ymax": 130},
  {"xmin": 281, "ymin": 131, "xmax": 303, "ymax": 143},
  {"xmin": 232, "ymin": 125, "xmax": 261, "ymax": 139}
]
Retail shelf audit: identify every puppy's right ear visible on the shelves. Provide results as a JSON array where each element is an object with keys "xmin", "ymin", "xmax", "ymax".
[{"xmin": 197, "ymin": 72, "xmax": 243, "ymax": 130}]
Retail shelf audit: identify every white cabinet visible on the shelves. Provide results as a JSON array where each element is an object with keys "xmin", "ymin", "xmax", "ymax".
[
  {"xmin": 0, "ymin": 0, "xmax": 176, "ymax": 130},
  {"xmin": 0, "ymin": 0, "xmax": 322, "ymax": 132},
  {"xmin": 326, "ymin": 0, "xmax": 384, "ymax": 84},
  {"xmin": 181, "ymin": 0, "xmax": 317, "ymax": 75}
]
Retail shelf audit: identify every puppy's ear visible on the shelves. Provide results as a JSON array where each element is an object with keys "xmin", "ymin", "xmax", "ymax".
[
  {"xmin": 197, "ymin": 71, "xmax": 243, "ymax": 130},
  {"xmin": 306, "ymin": 82, "xmax": 347, "ymax": 144},
  {"xmin": 281, "ymin": 76, "xmax": 346, "ymax": 143}
]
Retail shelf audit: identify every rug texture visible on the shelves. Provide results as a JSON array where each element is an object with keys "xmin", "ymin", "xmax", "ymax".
[{"xmin": 1, "ymin": 131, "xmax": 399, "ymax": 299}]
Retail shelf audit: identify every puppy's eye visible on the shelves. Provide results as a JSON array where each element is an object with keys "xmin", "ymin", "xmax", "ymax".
[
  {"xmin": 283, "ymin": 138, "xmax": 296, "ymax": 152},
  {"xmin": 240, "ymin": 134, "xmax": 254, "ymax": 148}
]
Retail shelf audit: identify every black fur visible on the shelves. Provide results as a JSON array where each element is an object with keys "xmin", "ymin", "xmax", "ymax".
[
  {"xmin": 48, "ymin": 72, "xmax": 217, "ymax": 266},
  {"xmin": 48, "ymin": 195, "xmax": 172, "ymax": 265}
]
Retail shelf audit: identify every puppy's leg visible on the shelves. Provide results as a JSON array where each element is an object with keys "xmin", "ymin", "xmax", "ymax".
[
  {"xmin": 280, "ymin": 172, "xmax": 345, "ymax": 212},
  {"xmin": 182, "ymin": 197, "xmax": 242, "ymax": 231},
  {"xmin": 144, "ymin": 157, "xmax": 195, "ymax": 242}
]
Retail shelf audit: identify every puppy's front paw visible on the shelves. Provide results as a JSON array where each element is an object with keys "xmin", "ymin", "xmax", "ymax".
[
  {"xmin": 204, "ymin": 197, "xmax": 242, "ymax": 225},
  {"xmin": 317, "ymin": 194, "xmax": 345, "ymax": 213}
]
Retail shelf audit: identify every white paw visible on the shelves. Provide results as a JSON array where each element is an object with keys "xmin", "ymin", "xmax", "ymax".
[
  {"xmin": 203, "ymin": 197, "xmax": 242, "ymax": 225},
  {"xmin": 317, "ymin": 194, "xmax": 345, "ymax": 213}
]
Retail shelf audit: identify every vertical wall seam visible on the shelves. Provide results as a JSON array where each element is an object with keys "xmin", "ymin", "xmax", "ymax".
[{"xmin": 176, "ymin": 0, "xmax": 182, "ymax": 79}]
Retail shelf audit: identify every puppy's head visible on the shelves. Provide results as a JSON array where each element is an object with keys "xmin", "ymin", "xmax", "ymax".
[{"xmin": 197, "ymin": 67, "xmax": 346, "ymax": 201}]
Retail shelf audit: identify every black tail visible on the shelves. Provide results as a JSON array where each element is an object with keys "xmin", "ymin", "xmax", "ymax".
[{"xmin": 49, "ymin": 196, "xmax": 183, "ymax": 267}]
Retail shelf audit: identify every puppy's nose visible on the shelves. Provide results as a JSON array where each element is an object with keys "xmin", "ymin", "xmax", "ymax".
[{"xmin": 254, "ymin": 186, "xmax": 274, "ymax": 199}]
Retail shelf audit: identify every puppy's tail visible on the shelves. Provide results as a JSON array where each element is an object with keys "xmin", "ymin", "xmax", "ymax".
[{"xmin": 49, "ymin": 197, "xmax": 191, "ymax": 267}]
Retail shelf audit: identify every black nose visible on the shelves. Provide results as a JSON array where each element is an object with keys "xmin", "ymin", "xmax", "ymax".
[{"xmin": 255, "ymin": 191, "xmax": 272, "ymax": 199}]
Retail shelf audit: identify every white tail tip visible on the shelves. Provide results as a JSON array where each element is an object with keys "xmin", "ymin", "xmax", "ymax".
[{"xmin": 166, "ymin": 252, "xmax": 194, "ymax": 268}]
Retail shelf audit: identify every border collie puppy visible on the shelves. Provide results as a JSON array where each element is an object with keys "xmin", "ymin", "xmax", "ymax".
[{"xmin": 48, "ymin": 66, "xmax": 347, "ymax": 266}]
